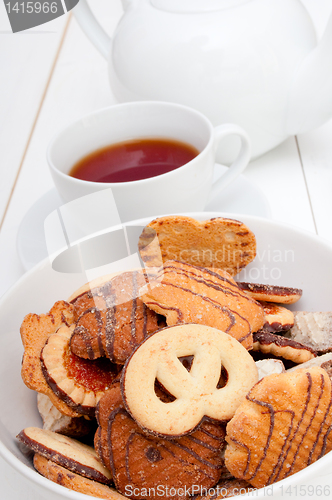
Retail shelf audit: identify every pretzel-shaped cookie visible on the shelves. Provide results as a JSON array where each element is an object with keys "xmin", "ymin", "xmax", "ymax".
[{"xmin": 122, "ymin": 324, "xmax": 258, "ymax": 437}]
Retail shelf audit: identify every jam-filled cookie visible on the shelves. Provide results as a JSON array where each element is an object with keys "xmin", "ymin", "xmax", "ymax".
[
  {"xmin": 141, "ymin": 261, "xmax": 264, "ymax": 350},
  {"xmin": 95, "ymin": 382, "xmax": 226, "ymax": 499},
  {"xmin": 70, "ymin": 271, "xmax": 164, "ymax": 364},
  {"xmin": 41, "ymin": 325, "xmax": 120, "ymax": 416},
  {"xmin": 225, "ymin": 367, "xmax": 332, "ymax": 488}
]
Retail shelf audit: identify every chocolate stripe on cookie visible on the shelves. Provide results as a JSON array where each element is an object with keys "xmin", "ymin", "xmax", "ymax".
[
  {"xmin": 287, "ymin": 374, "xmax": 325, "ymax": 475},
  {"xmin": 70, "ymin": 271, "xmax": 161, "ymax": 364},
  {"xmin": 144, "ymin": 302, "xmax": 183, "ymax": 323},
  {"xmin": 159, "ymin": 262, "xmax": 258, "ymax": 303},
  {"xmin": 107, "ymin": 407, "xmax": 224, "ymax": 496},
  {"xmin": 104, "ymin": 293, "xmax": 116, "ymax": 360},
  {"xmin": 225, "ymin": 368, "xmax": 332, "ymax": 489},
  {"xmin": 244, "ymin": 394, "xmax": 275, "ymax": 482},
  {"xmin": 268, "ymin": 373, "xmax": 313, "ymax": 483},
  {"xmin": 142, "ymin": 261, "xmax": 263, "ymax": 348},
  {"xmin": 311, "ymin": 391, "xmax": 332, "ymax": 463},
  {"xmin": 253, "ymin": 330, "xmax": 316, "ymax": 364}
]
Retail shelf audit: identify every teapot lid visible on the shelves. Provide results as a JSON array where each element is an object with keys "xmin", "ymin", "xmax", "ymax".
[{"xmin": 150, "ymin": 0, "xmax": 251, "ymax": 13}]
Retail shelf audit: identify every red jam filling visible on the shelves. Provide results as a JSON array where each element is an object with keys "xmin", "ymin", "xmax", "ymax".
[{"xmin": 64, "ymin": 350, "xmax": 119, "ymax": 393}]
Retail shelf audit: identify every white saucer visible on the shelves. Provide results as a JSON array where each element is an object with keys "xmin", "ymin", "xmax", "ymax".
[{"xmin": 17, "ymin": 164, "xmax": 271, "ymax": 271}]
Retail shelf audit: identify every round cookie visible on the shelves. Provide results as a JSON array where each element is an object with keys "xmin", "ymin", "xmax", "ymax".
[
  {"xmin": 225, "ymin": 367, "xmax": 332, "ymax": 488},
  {"xmin": 17, "ymin": 427, "xmax": 112, "ymax": 484},
  {"xmin": 33, "ymin": 454, "xmax": 123, "ymax": 500},
  {"xmin": 141, "ymin": 260, "xmax": 265, "ymax": 350},
  {"xmin": 95, "ymin": 382, "xmax": 226, "ymax": 500},
  {"xmin": 122, "ymin": 324, "xmax": 259, "ymax": 437},
  {"xmin": 41, "ymin": 325, "xmax": 120, "ymax": 416},
  {"xmin": 237, "ymin": 282, "xmax": 302, "ymax": 304},
  {"xmin": 70, "ymin": 270, "xmax": 163, "ymax": 364},
  {"xmin": 252, "ymin": 330, "xmax": 316, "ymax": 364}
]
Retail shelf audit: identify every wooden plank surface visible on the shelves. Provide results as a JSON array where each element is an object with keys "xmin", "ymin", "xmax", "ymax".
[
  {"xmin": 0, "ymin": 4, "xmax": 68, "ymax": 225},
  {"xmin": 295, "ymin": 0, "xmax": 332, "ymax": 242},
  {"xmin": 0, "ymin": 0, "xmax": 122, "ymax": 297}
]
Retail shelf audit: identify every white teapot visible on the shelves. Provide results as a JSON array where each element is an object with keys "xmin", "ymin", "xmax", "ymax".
[{"xmin": 74, "ymin": 0, "xmax": 332, "ymax": 162}]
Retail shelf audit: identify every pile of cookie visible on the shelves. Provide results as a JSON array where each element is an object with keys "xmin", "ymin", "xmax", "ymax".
[{"xmin": 17, "ymin": 216, "xmax": 332, "ymax": 499}]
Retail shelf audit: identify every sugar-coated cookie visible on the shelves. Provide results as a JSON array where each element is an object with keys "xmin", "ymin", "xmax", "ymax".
[
  {"xmin": 138, "ymin": 216, "xmax": 256, "ymax": 276},
  {"xmin": 225, "ymin": 367, "xmax": 332, "ymax": 488},
  {"xmin": 95, "ymin": 382, "xmax": 226, "ymax": 500},
  {"xmin": 20, "ymin": 301, "xmax": 79, "ymax": 417},
  {"xmin": 70, "ymin": 270, "xmax": 163, "ymax": 364},
  {"xmin": 141, "ymin": 260, "xmax": 265, "ymax": 350}
]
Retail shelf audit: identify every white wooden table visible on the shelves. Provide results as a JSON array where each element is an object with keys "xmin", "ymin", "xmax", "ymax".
[{"xmin": 0, "ymin": 0, "xmax": 332, "ymax": 497}]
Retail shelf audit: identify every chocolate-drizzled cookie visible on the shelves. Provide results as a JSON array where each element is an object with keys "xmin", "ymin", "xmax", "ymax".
[
  {"xmin": 237, "ymin": 282, "xmax": 302, "ymax": 305},
  {"xmin": 95, "ymin": 382, "xmax": 226, "ymax": 499},
  {"xmin": 252, "ymin": 330, "xmax": 316, "ymax": 364},
  {"xmin": 225, "ymin": 367, "xmax": 332, "ymax": 488},
  {"xmin": 141, "ymin": 261, "xmax": 265, "ymax": 350},
  {"xmin": 70, "ymin": 271, "xmax": 164, "ymax": 364},
  {"xmin": 260, "ymin": 302, "xmax": 294, "ymax": 333}
]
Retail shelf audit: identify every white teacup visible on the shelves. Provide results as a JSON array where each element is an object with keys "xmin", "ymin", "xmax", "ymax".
[{"xmin": 47, "ymin": 101, "xmax": 251, "ymax": 222}]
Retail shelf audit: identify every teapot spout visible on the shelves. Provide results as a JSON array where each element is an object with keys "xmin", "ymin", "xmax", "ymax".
[{"xmin": 287, "ymin": 13, "xmax": 332, "ymax": 135}]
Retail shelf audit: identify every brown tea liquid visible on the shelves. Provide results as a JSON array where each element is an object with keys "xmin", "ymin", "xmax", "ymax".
[{"xmin": 69, "ymin": 138, "xmax": 199, "ymax": 183}]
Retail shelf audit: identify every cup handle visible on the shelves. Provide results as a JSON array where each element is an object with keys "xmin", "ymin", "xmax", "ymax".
[{"xmin": 209, "ymin": 124, "xmax": 251, "ymax": 201}]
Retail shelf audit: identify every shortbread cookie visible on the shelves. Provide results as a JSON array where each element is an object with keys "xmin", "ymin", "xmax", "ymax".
[
  {"xmin": 17, "ymin": 427, "xmax": 112, "ymax": 483},
  {"xmin": 252, "ymin": 330, "xmax": 316, "ymax": 364},
  {"xmin": 41, "ymin": 325, "xmax": 120, "ymax": 416},
  {"xmin": 122, "ymin": 324, "xmax": 258, "ymax": 437},
  {"xmin": 285, "ymin": 312, "xmax": 332, "ymax": 353},
  {"xmin": 37, "ymin": 393, "xmax": 93, "ymax": 437},
  {"xmin": 260, "ymin": 302, "xmax": 294, "ymax": 332},
  {"xmin": 20, "ymin": 301, "xmax": 79, "ymax": 417},
  {"xmin": 96, "ymin": 381, "xmax": 226, "ymax": 500},
  {"xmin": 255, "ymin": 359, "xmax": 285, "ymax": 380},
  {"xmin": 33, "ymin": 454, "xmax": 123, "ymax": 500},
  {"xmin": 238, "ymin": 282, "xmax": 302, "ymax": 304},
  {"xmin": 225, "ymin": 367, "xmax": 332, "ymax": 488},
  {"xmin": 70, "ymin": 271, "xmax": 163, "ymax": 364},
  {"xmin": 138, "ymin": 216, "xmax": 257, "ymax": 276},
  {"xmin": 141, "ymin": 261, "xmax": 265, "ymax": 350}
]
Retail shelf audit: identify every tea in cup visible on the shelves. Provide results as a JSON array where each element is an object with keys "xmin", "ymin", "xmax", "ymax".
[{"xmin": 47, "ymin": 101, "xmax": 251, "ymax": 222}]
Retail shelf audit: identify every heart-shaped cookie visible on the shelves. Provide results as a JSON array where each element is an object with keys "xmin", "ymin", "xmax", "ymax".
[{"xmin": 138, "ymin": 216, "xmax": 256, "ymax": 276}]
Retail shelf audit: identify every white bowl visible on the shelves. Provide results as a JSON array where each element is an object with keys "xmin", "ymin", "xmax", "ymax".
[{"xmin": 1, "ymin": 212, "xmax": 332, "ymax": 500}]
